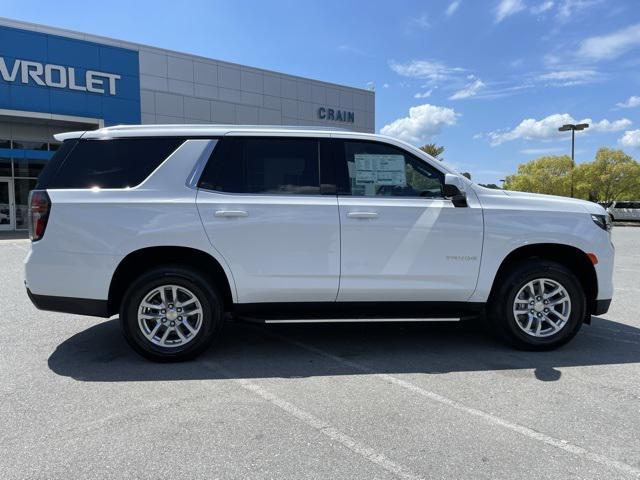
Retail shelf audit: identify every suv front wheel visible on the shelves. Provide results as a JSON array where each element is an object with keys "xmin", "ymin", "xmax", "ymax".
[
  {"xmin": 120, "ymin": 266, "xmax": 223, "ymax": 362},
  {"xmin": 488, "ymin": 259, "xmax": 586, "ymax": 350}
]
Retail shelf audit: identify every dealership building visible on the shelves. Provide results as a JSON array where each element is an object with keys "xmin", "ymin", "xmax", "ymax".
[{"xmin": 0, "ymin": 17, "xmax": 375, "ymax": 231}]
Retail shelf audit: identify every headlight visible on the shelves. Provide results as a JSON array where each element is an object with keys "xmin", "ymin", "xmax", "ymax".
[{"xmin": 591, "ymin": 214, "xmax": 612, "ymax": 231}]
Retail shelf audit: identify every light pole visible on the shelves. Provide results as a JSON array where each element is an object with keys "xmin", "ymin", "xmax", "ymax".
[{"xmin": 558, "ymin": 123, "xmax": 589, "ymax": 197}]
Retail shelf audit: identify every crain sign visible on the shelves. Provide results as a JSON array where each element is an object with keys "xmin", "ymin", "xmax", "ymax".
[{"xmin": 0, "ymin": 57, "xmax": 121, "ymax": 95}]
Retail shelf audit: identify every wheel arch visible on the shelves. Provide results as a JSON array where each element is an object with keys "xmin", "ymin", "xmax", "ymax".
[
  {"xmin": 488, "ymin": 243, "xmax": 598, "ymax": 320},
  {"xmin": 108, "ymin": 246, "xmax": 235, "ymax": 316}
]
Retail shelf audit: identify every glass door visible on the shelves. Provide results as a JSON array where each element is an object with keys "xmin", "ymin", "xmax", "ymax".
[{"xmin": 0, "ymin": 179, "xmax": 14, "ymax": 230}]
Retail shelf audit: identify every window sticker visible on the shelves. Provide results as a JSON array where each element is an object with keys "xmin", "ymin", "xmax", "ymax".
[{"xmin": 353, "ymin": 154, "xmax": 406, "ymax": 187}]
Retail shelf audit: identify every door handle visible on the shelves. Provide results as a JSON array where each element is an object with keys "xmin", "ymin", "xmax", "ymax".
[
  {"xmin": 215, "ymin": 210, "xmax": 248, "ymax": 218},
  {"xmin": 347, "ymin": 211, "xmax": 379, "ymax": 219}
]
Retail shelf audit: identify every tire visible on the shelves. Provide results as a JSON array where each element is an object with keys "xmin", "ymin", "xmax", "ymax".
[
  {"xmin": 119, "ymin": 265, "xmax": 223, "ymax": 362},
  {"xmin": 487, "ymin": 259, "xmax": 586, "ymax": 350}
]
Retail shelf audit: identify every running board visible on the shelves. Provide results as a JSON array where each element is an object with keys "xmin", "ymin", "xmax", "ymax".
[
  {"xmin": 242, "ymin": 317, "xmax": 461, "ymax": 324},
  {"xmin": 232, "ymin": 301, "xmax": 485, "ymax": 322}
]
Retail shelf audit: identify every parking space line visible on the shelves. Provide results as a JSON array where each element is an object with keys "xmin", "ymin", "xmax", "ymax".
[
  {"xmin": 204, "ymin": 360, "xmax": 424, "ymax": 480},
  {"xmin": 260, "ymin": 328, "xmax": 640, "ymax": 478},
  {"xmin": 614, "ymin": 287, "xmax": 640, "ymax": 293}
]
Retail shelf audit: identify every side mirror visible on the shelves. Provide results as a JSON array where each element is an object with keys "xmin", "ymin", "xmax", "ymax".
[{"xmin": 443, "ymin": 174, "xmax": 468, "ymax": 208}]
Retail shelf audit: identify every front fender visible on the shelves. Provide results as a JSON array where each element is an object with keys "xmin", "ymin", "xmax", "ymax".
[{"xmin": 469, "ymin": 208, "xmax": 610, "ymax": 302}]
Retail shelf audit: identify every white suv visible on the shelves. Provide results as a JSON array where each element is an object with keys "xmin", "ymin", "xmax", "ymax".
[
  {"xmin": 25, "ymin": 125, "xmax": 614, "ymax": 361},
  {"xmin": 607, "ymin": 201, "xmax": 640, "ymax": 222}
]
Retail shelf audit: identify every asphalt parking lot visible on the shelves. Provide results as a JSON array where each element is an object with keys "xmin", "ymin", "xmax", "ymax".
[{"xmin": 1, "ymin": 229, "xmax": 639, "ymax": 479}]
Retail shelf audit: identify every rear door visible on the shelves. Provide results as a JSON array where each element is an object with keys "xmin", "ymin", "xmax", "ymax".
[
  {"xmin": 333, "ymin": 138, "xmax": 484, "ymax": 302},
  {"xmin": 196, "ymin": 135, "xmax": 340, "ymax": 304}
]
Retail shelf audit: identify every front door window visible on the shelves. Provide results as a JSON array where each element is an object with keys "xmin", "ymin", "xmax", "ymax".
[{"xmin": 339, "ymin": 141, "xmax": 444, "ymax": 198}]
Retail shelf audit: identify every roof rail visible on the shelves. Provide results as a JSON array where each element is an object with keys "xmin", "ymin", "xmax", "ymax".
[{"xmin": 102, "ymin": 124, "xmax": 351, "ymax": 132}]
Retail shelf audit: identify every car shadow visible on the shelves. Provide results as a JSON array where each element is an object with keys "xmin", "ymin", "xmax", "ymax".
[{"xmin": 48, "ymin": 316, "xmax": 640, "ymax": 383}]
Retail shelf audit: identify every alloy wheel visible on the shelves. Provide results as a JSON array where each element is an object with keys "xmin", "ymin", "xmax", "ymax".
[
  {"xmin": 137, "ymin": 284, "xmax": 203, "ymax": 348},
  {"xmin": 512, "ymin": 278, "xmax": 572, "ymax": 338}
]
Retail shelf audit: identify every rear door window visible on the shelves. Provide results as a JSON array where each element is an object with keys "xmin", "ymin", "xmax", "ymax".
[
  {"xmin": 39, "ymin": 138, "xmax": 185, "ymax": 189},
  {"xmin": 199, "ymin": 137, "xmax": 321, "ymax": 195}
]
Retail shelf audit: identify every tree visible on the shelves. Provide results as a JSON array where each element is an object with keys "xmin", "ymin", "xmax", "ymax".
[
  {"xmin": 574, "ymin": 148, "xmax": 640, "ymax": 202},
  {"xmin": 503, "ymin": 155, "xmax": 572, "ymax": 197},
  {"xmin": 420, "ymin": 143, "xmax": 445, "ymax": 160}
]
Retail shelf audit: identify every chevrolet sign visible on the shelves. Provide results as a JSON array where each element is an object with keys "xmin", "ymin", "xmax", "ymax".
[{"xmin": 0, "ymin": 57, "xmax": 121, "ymax": 95}]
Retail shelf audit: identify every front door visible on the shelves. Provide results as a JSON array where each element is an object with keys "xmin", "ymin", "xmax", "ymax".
[
  {"xmin": 334, "ymin": 139, "xmax": 484, "ymax": 303},
  {"xmin": 0, "ymin": 179, "xmax": 14, "ymax": 230},
  {"xmin": 196, "ymin": 136, "xmax": 340, "ymax": 304}
]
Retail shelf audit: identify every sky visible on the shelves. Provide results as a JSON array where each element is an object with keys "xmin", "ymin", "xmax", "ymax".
[{"xmin": 4, "ymin": 0, "xmax": 640, "ymax": 184}]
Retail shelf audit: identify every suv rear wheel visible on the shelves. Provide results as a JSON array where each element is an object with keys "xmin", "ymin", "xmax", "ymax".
[
  {"xmin": 488, "ymin": 259, "xmax": 586, "ymax": 350},
  {"xmin": 120, "ymin": 266, "xmax": 223, "ymax": 362}
]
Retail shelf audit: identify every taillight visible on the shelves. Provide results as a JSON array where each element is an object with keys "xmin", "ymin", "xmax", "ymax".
[{"xmin": 28, "ymin": 190, "xmax": 51, "ymax": 242}]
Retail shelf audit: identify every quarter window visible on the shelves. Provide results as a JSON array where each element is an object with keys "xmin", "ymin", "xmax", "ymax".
[
  {"xmin": 38, "ymin": 138, "xmax": 185, "ymax": 189},
  {"xmin": 339, "ymin": 141, "xmax": 443, "ymax": 198}
]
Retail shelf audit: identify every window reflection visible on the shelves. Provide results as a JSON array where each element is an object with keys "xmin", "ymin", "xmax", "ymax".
[
  {"xmin": 14, "ymin": 178, "xmax": 37, "ymax": 230},
  {"xmin": 0, "ymin": 136, "xmax": 70, "ymax": 229},
  {"xmin": 0, "ymin": 182, "xmax": 10, "ymax": 226},
  {"xmin": 12, "ymin": 140, "xmax": 49, "ymax": 151},
  {"xmin": 0, "ymin": 157, "xmax": 11, "ymax": 177},
  {"xmin": 14, "ymin": 157, "xmax": 47, "ymax": 178}
]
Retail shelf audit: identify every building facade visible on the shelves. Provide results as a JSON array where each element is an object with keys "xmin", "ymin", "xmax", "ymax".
[{"xmin": 0, "ymin": 17, "xmax": 375, "ymax": 231}]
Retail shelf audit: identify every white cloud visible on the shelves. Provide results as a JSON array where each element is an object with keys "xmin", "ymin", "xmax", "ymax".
[
  {"xmin": 591, "ymin": 118, "xmax": 633, "ymax": 132},
  {"xmin": 446, "ymin": 0, "xmax": 462, "ymax": 16},
  {"xmin": 520, "ymin": 147, "xmax": 564, "ymax": 155},
  {"xmin": 486, "ymin": 113, "xmax": 632, "ymax": 146},
  {"xmin": 337, "ymin": 45, "xmax": 370, "ymax": 57},
  {"xmin": 383, "ymin": 83, "xmax": 390, "ymax": 89},
  {"xmin": 407, "ymin": 14, "xmax": 430, "ymax": 32},
  {"xmin": 531, "ymin": 1, "xmax": 554, "ymax": 14},
  {"xmin": 495, "ymin": 0, "xmax": 525, "ymax": 23},
  {"xmin": 619, "ymin": 129, "xmax": 640, "ymax": 148},
  {"xmin": 578, "ymin": 23, "xmax": 640, "ymax": 60},
  {"xmin": 380, "ymin": 104, "xmax": 459, "ymax": 145},
  {"xmin": 557, "ymin": 0, "xmax": 604, "ymax": 20},
  {"xmin": 449, "ymin": 79, "xmax": 486, "ymax": 99},
  {"xmin": 414, "ymin": 89, "xmax": 433, "ymax": 99},
  {"xmin": 389, "ymin": 59, "xmax": 464, "ymax": 84},
  {"xmin": 536, "ymin": 68, "xmax": 600, "ymax": 86},
  {"xmin": 616, "ymin": 96, "xmax": 640, "ymax": 108},
  {"xmin": 496, "ymin": 0, "xmax": 602, "ymax": 22}
]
